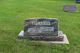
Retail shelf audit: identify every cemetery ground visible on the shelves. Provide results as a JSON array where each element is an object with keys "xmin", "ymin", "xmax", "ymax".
[{"xmin": 0, "ymin": 0, "xmax": 80, "ymax": 53}]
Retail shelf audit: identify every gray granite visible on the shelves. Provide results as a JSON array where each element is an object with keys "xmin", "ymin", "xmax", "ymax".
[
  {"xmin": 23, "ymin": 18, "xmax": 64, "ymax": 41},
  {"xmin": 18, "ymin": 30, "xmax": 69, "ymax": 44},
  {"xmin": 64, "ymin": 5, "xmax": 77, "ymax": 12},
  {"xmin": 18, "ymin": 18, "xmax": 65, "ymax": 41},
  {"xmin": 24, "ymin": 18, "xmax": 58, "ymax": 37}
]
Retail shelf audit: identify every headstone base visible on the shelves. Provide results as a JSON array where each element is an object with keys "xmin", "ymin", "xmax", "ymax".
[{"xmin": 18, "ymin": 31, "xmax": 69, "ymax": 44}]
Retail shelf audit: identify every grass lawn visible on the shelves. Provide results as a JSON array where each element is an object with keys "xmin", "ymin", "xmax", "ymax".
[{"xmin": 0, "ymin": 0, "xmax": 80, "ymax": 53}]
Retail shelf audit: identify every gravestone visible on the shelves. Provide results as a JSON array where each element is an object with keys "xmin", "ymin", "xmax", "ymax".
[
  {"xmin": 18, "ymin": 18, "xmax": 69, "ymax": 44},
  {"xmin": 76, "ymin": 0, "xmax": 80, "ymax": 3},
  {"xmin": 23, "ymin": 18, "xmax": 64, "ymax": 41},
  {"xmin": 64, "ymin": 5, "xmax": 77, "ymax": 12}
]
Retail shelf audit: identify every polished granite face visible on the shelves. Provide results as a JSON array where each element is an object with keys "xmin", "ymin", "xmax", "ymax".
[
  {"xmin": 24, "ymin": 18, "xmax": 58, "ymax": 40},
  {"xmin": 64, "ymin": 5, "xmax": 76, "ymax": 12}
]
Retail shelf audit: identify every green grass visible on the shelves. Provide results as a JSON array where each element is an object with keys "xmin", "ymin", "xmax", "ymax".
[{"xmin": 0, "ymin": 0, "xmax": 80, "ymax": 53}]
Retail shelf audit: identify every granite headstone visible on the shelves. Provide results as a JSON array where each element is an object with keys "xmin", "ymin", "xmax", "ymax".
[
  {"xmin": 64, "ymin": 5, "xmax": 77, "ymax": 12},
  {"xmin": 24, "ymin": 18, "xmax": 64, "ymax": 41}
]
